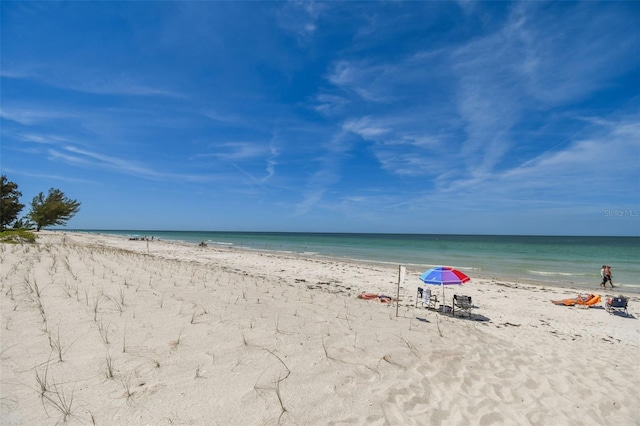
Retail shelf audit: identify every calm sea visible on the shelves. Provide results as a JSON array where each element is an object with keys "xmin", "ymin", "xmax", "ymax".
[{"xmin": 73, "ymin": 230, "xmax": 640, "ymax": 293}]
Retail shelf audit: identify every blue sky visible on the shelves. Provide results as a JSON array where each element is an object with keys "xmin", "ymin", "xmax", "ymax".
[{"xmin": 1, "ymin": 1, "xmax": 639, "ymax": 235}]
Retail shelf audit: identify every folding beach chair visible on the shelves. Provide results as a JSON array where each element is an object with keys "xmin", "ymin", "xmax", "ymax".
[
  {"xmin": 453, "ymin": 294, "xmax": 473, "ymax": 318},
  {"xmin": 605, "ymin": 297, "xmax": 629, "ymax": 316},
  {"xmin": 416, "ymin": 287, "xmax": 438, "ymax": 309}
]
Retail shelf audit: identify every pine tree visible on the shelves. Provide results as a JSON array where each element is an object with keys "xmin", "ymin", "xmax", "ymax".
[
  {"xmin": 0, "ymin": 175, "xmax": 25, "ymax": 230},
  {"xmin": 28, "ymin": 188, "xmax": 81, "ymax": 231}
]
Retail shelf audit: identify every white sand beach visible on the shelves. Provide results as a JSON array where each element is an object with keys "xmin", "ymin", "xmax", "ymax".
[{"xmin": 1, "ymin": 231, "xmax": 639, "ymax": 425}]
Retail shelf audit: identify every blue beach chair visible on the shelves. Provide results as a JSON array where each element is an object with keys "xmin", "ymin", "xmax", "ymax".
[{"xmin": 605, "ymin": 297, "xmax": 629, "ymax": 316}]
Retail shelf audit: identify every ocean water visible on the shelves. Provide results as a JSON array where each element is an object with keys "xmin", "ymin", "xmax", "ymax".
[{"xmin": 74, "ymin": 230, "xmax": 640, "ymax": 293}]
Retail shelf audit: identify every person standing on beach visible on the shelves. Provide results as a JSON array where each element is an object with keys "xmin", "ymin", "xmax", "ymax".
[
  {"xmin": 600, "ymin": 265, "xmax": 608, "ymax": 288},
  {"xmin": 605, "ymin": 265, "xmax": 614, "ymax": 288}
]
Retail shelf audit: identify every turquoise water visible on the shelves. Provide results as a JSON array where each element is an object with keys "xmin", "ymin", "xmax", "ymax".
[{"xmin": 73, "ymin": 230, "xmax": 640, "ymax": 293}]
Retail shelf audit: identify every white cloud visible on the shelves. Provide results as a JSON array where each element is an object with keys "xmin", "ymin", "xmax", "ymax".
[
  {"xmin": 263, "ymin": 143, "xmax": 279, "ymax": 182},
  {"xmin": 510, "ymin": 3, "xmax": 639, "ymax": 105},
  {"xmin": 312, "ymin": 93, "xmax": 349, "ymax": 116},
  {"xmin": 0, "ymin": 106, "xmax": 78, "ymax": 126},
  {"xmin": 342, "ymin": 117, "xmax": 389, "ymax": 139},
  {"xmin": 197, "ymin": 142, "xmax": 270, "ymax": 161},
  {"xmin": 4, "ymin": 167, "xmax": 96, "ymax": 185},
  {"xmin": 1, "ymin": 130, "xmax": 71, "ymax": 145},
  {"xmin": 503, "ymin": 119, "xmax": 639, "ymax": 195},
  {"xmin": 2, "ymin": 64, "xmax": 184, "ymax": 99},
  {"xmin": 272, "ymin": 0, "xmax": 327, "ymax": 48},
  {"xmin": 295, "ymin": 129, "xmax": 351, "ymax": 215},
  {"xmin": 49, "ymin": 146, "xmax": 208, "ymax": 183},
  {"xmin": 326, "ymin": 60, "xmax": 397, "ymax": 103},
  {"xmin": 431, "ymin": 114, "xmax": 640, "ymax": 211}
]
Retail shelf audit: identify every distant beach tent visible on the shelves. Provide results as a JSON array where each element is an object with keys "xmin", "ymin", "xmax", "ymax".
[{"xmin": 419, "ymin": 266, "xmax": 471, "ymax": 303}]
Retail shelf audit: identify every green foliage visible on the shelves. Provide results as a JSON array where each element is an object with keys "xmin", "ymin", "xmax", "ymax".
[
  {"xmin": 28, "ymin": 188, "xmax": 81, "ymax": 231},
  {"xmin": 0, "ymin": 229, "xmax": 36, "ymax": 244},
  {"xmin": 1, "ymin": 175, "xmax": 25, "ymax": 230},
  {"xmin": 12, "ymin": 217, "xmax": 34, "ymax": 230}
]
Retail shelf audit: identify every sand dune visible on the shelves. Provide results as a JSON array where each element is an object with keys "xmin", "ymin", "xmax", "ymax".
[{"xmin": 1, "ymin": 231, "xmax": 638, "ymax": 425}]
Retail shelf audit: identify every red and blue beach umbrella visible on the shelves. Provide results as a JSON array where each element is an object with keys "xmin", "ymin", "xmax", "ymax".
[
  {"xmin": 419, "ymin": 266, "xmax": 471, "ymax": 303},
  {"xmin": 419, "ymin": 266, "xmax": 471, "ymax": 285}
]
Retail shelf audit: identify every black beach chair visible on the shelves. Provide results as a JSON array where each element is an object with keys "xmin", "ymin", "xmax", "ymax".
[
  {"xmin": 453, "ymin": 294, "xmax": 473, "ymax": 318},
  {"xmin": 605, "ymin": 297, "xmax": 629, "ymax": 316}
]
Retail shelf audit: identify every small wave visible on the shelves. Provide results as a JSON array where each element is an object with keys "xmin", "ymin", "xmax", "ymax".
[
  {"xmin": 616, "ymin": 282, "xmax": 640, "ymax": 288},
  {"xmin": 451, "ymin": 266, "xmax": 481, "ymax": 272},
  {"xmin": 208, "ymin": 240, "xmax": 234, "ymax": 246},
  {"xmin": 528, "ymin": 270, "xmax": 579, "ymax": 277}
]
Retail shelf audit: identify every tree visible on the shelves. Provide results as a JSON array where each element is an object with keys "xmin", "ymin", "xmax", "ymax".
[
  {"xmin": 12, "ymin": 217, "xmax": 34, "ymax": 230},
  {"xmin": 28, "ymin": 188, "xmax": 81, "ymax": 231},
  {"xmin": 1, "ymin": 175, "xmax": 25, "ymax": 230}
]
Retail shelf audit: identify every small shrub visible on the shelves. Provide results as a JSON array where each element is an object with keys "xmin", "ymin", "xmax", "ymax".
[{"xmin": 0, "ymin": 229, "xmax": 36, "ymax": 244}]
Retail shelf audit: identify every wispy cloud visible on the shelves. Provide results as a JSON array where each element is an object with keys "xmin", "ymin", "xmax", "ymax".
[
  {"xmin": 295, "ymin": 129, "xmax": 352, "ymax": 215},
  {"xmin": 500, "ymin": 117, "xmax": 639, "ymax": 197},
  {"xmin": 510, "ymin": 3, "xmax": 638, "ymax": 105},
  {"xmin": 450, "ymin": 2, "xmax": 639, "ymax": 179},
  {"xmin": 0, "ymin": 106, "xmax": 79, "ymax": 126},
  {"xmin": 276, "ymin": 1, "xmax": 326, "ymax": 43},
  {"xmin": 327, "ymin": 60, "xmax": 399, "ymax": 103},
  {"xmin": 192, "ymin": 139, "xmax": 280, "ymax": 184},
  {"xmin": 326, "ymin": 1, "xmax": 639, "ymax": 194},
  {"xmin": 49, "ymin": 146, "xmax": 208, "ymax": 183},
  {"xmin": 408, "ymin": 113, "xmax": 640, "ymax": 213},
  {"xmin": 2, "ymin": 64, "xmax": 184, "ymax": 99},
  {"xmin": 342, "ymin": 117, "xmax": 444, "ymax": 177},
  {"xmin": 69, "ymin": 78, "xmax": 184, "ymax": 99},
  {"xmin": 0, "ymin": 128, "xmax": 72, "ymax": 145},
  {"xmin": 450, "ymin": 12, "xmax": 529, "ymax": 176},
  {"xmin": 195, "ymin": 142, "xmax": 270, "ymax": 162},
  {"xmin": 343, "ymin": 117, "xmax": 389, "ymax": 139},
  {"xmin": 3, "ymin": 167, "xmax": 97, "ymax": 185},
  {"xmin": 312, "ymin": 93, "xmax": 350, "ymax": 116},
  {"xmin": 263, "ymin": 142, "xmax": 279, "ymax": 182}
]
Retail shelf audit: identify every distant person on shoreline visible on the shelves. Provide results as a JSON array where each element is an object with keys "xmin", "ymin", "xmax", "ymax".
[
  {"xmin": 199, "ymin": 241, "xmax": 207, "ymax": 248},
  {"xmin": 600, "ymin": 265, "xmax": 614, "ymax": 288},
  {"xmin": 605, "ymin": 265, "xmax": 614, "ymax": 288}
]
